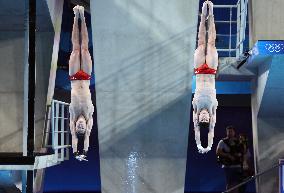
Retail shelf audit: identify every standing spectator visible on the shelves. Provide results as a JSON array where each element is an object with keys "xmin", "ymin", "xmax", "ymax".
[{"xmin": 216, "ymin": 126, "xmax": 243, "ymax": 193}]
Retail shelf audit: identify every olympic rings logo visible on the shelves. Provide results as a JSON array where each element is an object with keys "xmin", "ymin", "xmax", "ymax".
[{"xmin": 265, "ymin": 43, "xmax": 284, "ymax": 53}]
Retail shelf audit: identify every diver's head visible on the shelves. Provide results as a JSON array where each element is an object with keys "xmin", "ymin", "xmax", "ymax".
[
  {"xmin": 199, "ymin": 108, "xmax": 210, "ymax": 123},
  {"xmin": 198, "ymin": 109, "xmax": 210, "ymax": 129},
  {"xmin": 75, "ymin": 115, "xmax": 87, "ymax": 135}
]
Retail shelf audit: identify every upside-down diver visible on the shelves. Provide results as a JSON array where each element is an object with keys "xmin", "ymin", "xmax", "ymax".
[
  {"xmin": 192, "ymin": 1, "xmax": 218, "ymax": 154},
  {"xmin": 69, "ymin": 5, "xmax": 94, "ymax": 161}
]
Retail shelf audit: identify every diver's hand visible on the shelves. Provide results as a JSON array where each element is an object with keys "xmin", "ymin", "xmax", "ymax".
[
  {"xmin": 74, "ymin": 151, "xmax": 88, "ymax": 161},
  {"xmin": 74, "ymin": 151, "xmax": 79, "ymax": 157},
  {"xmin": 197, "ymin": 144, "xmax": 212, "ymax": 154},
  {"xmin": 197, "ymin": 144, "xmax": 205, "ymax": 154},
  {"xmin": 203, "ymin": 146, "xmax": 211, "ymax": 153},
  {"xmin": 75, "ymin": 154, "xmax": 88, "ymax": 162}
]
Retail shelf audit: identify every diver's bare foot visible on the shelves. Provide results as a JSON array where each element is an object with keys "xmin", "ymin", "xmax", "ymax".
[
  {"xmin": 73, "ymin": 5, "xmax": 80, "ymax": 18},
  {"xmin": 78, "ymin": 6, "xmax": 85, "ymax": 20},
  {"xmin": 202, "ymin": 1, "xmax": 208, "ymax": 16},
  {"xmin": 208, "ymin": 1, "xmax": 214, "ymax": 16}
]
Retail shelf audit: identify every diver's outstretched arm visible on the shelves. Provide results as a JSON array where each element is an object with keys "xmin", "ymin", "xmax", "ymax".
[
  {"xmin": 83, "ymin": 110, "xmax": 94, "ymax": 153},
  {"xmin": 205, "ymin": 129, "xmax": 214, "ymax": 152},
  {"xmin": 83, "ymin": 134, "xmax": 90, "ymax": 153},
  {"xmin": 83, "ymin": 118, "xmax": 93, "ymax": 152},
  {"xmin": 195, "ymin": 127, "xmax": 205, "ymax": 153},
  {"xmin": 192, "ymin": 100, "xmax": 206, "ymax": 153},
  {"xmin": 69, "ymin": 109, "xmax": 78, "ymax": 154},
  {"xmin": 72, "ymin": 133, "xmax": 78, "ymax": 154},
  {"xmin": 70, "ymin": 121, "xmax": 78, "ymax": 154},
  {"xmin": 203, "ymin": 100, "xmax": 217, "ymax": 153}
]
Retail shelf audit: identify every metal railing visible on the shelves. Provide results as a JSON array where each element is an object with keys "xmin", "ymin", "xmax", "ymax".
[
  {"xmin": 236, "ymin": 0, "xmax": 249, "ymax": 58},
  {"xmin": 222, "ymin": 160, "xmax": 284, "ymax": 193},
  {"xmin": 214, "ymin": 4, "xmax": 237, "ymax": 57},
  {"xmin": 0, "ymin": 100, "xmax": 71, "ymax": 193},
  {"xmin": 45, "ymin": 100, "xmax": 71, "ymax": 162},
  {"xmin": 213, "ymin": 0, "xmax": 248, "ymax": 58}
]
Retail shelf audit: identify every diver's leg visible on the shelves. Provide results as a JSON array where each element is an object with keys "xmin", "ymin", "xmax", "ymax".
[
  {"xmin": 207, "ymin": 1, "xmax": 216, "ymax": 46},
  {"xmin": 194, "ymin": 2, "xmax": 208, "ymax": 69},
  {"xmin": 206, "ymin": 1, "xmax": 218, "ymax": 70},
  {"xmin": 79, "ymin": 6, "xmax": 92, "ymax": 75},
  {"xmin": 198, "ymin": 2, "xmax": 208, "ymax": 46},
  {"xmin": 69, "ymin": 5, "xmax": 80, "ymax": 76}
]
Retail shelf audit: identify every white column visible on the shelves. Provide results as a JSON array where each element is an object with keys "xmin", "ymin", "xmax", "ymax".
[{"xmin": 91, "ymin": 1, "xmax": 198, "ymax": 192}]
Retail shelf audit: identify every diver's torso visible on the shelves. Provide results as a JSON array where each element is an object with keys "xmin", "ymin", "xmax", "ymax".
[
  {"xmin": 70, "ymin": 80, "xmax": 93, "ymax": 118},
  {"xmin": 195, "ymin": 74, "xmax": 216, "ymax": 92}
]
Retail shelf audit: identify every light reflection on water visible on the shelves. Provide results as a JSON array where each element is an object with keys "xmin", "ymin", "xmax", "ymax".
[{"xmin": 123, "ymin": 151, "xmax": 144, "ymax": 193}]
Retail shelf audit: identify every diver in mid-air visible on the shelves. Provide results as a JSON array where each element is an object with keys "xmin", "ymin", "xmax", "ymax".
[
  {"xmin": 69, "ymin": 5, "xmax": 94, "ymax": 161},
  {"xmin": 192, "ymin": 0, "xmax": 218, "ymax": 154}
]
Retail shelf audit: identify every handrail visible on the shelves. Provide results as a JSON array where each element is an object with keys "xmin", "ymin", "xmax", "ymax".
[
  {"xmin": 222, "ymin": 162, "xmax": 282, "ymax": 193},
  {"xmin": 214, "ymin": 5, "xmax": 237, "ymax": 8},
  {"xmin": 50, "ymin": 99, "xmax": 71, "ymax": 162}
]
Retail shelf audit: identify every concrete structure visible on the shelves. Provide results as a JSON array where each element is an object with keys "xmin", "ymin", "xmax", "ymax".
[
  {"xmin": 249, "ymin": 0, "xmax": 284, "ymax": 45},
  {"xmin": 91, "ymin": 0, "xmax": 198, "ymax": 192},
  {"xmin": 246, "ymin": 42, "xmax": 284, "ymax": 193},
  {"xmin": 0, "ymin": 1, "xmax": 55, "ymax": 193},
  {"xmin": 0, "ymin": 0, "xmax": 25, "ymax": 152},
  {"xmin": 248, "ymin": 1, "xmax": 284, "ymax": 192},
  {"xmin": 34, "ymin": 1, "xmax": 54, "ymax": 151},
  {"xmin": 34, "ymin": 1, "xmax": 64, "ymax": 193},
  {"xmin": 0, "ymin": 0, "xmax": 54, "ymax": 153}
]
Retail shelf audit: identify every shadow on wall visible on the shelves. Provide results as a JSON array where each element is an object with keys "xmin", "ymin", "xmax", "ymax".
[
  {"xmin": 95, "ymin": 26, "xmax": 195, "ymax": 149},
  {"xmin": 92, "ymin": 0, "xmax": 196, "ymax": 192},
  {"xmin": 93, "ymin": 0, "xmax": 196, "ymax": 139}
]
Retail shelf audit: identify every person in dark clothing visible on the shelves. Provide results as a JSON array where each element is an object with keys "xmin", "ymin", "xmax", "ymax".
[{"xmin": 216, "ymin": 126, "xmax": 244, "ymax": 193}]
